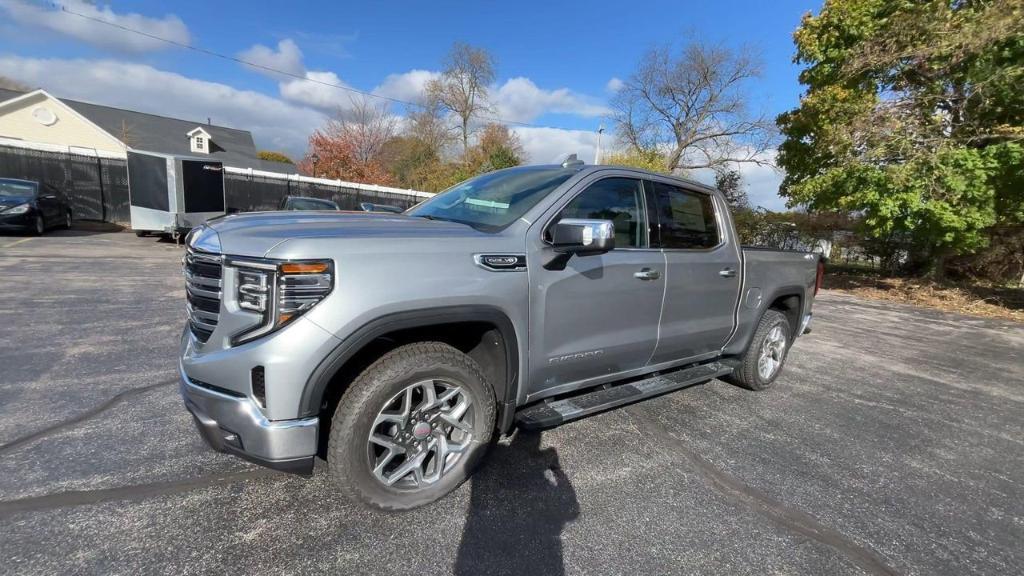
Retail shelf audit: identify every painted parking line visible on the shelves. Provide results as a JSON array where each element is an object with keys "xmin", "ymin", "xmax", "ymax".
[{"xmin": 1, "ymin": 238, "xmax": 33, "ymax": 249}]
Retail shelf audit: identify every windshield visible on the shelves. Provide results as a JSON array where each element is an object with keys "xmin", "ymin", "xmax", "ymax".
[
  {"xmin": 287, "ymin": 197, "xmax": 338, "ymax": 210},
  {"xmin": 406, "ymin": 166, "xmax": 578, "ymax": 231},
  {"xmin": 0, "ymin": 179, "xmax": 36, "ymax": 198}
]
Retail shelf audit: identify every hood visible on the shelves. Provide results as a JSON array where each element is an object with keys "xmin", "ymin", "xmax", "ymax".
[
  {"xmin": 0, "ymin": 195, "xmax": 34, "ymax": 209},
  {"xmin": 193, "ymin": 211, "xmax": 491, "ymax": 257}
]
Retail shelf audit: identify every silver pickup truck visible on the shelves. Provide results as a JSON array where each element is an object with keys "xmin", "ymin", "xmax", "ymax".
[{"xmin": 179, "ymin": 161, "xmax": 824, "ymax": 510}]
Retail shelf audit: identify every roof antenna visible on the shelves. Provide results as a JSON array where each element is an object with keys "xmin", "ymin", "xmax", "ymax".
[{"xmin": 560, "ymin": 153, "xmax": 584, "ymax": 168}]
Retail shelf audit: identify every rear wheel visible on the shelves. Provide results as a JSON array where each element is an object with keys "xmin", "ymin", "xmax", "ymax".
[
  {"xmin": 63, "ymin": 210, "xmax": 72, "ymax": 229},
  {"xmin": 134, "ymin": 230, "xmax": 149, "ymax": 237},
  {"xmin": 726, "ymin": 309, "xmax": 791, "ymax": 391},
  {"xmin": 328, "ymin": 342, "xmax": 495, "ymax": 511}
]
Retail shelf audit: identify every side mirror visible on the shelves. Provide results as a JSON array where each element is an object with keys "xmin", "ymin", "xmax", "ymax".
[{"xmin": 550, "ymin": 218, "xmax": 615, "ymax": 255}]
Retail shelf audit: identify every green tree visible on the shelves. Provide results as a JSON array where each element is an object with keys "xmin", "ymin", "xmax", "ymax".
[
  {"xmin": 715, "ymin": 168, "xmax": 748, "ymax": 211},
  {"xmin": 777, "ymin": 0, "xmax": 1024, "ymax": 277},
  {"xmin": 602, "ymin": 149, "xmax": 670, "ymax": 173},
  {"xmin": 257, "ymin": 150, "xmax": 294, "ymax": 164},
  {"xmin": 466, "ymin": 123, "xmax": 523, "ymax": 173}
]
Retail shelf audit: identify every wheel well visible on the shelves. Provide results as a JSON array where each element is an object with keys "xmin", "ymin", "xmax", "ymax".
[
  {"xmin": 768, "ymin": 294, "xmax": 801, "ymax": 338},
  {"xmin": 315, "ymin": 321, "xmax": 510, "ymax": 457}
]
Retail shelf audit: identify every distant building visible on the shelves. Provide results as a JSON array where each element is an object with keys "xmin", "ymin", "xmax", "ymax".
[{"xmin": 0, "ymin": 87, "xmax": 297, "ymax": 173}]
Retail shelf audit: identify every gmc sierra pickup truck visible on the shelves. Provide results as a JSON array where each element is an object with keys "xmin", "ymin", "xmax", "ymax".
[{"xmin": 179, "ymin": 161, "xmax": 824, "ymax": 510}]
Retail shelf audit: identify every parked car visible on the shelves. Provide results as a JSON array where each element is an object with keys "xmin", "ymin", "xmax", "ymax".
[
  {"xmin": 178, "ymin": 162, "xmax": 824, "ymax": 510},
  {"xmin": 359, "ymin": 202, "xmax": 404, "ymax": 214},
  {"xmin": 278, "ymin": 195, "xmax": 340, "ymax": 211},
  {"xmin": 0, "ymin": 178, "xmax": 72, "ymax": 235}
]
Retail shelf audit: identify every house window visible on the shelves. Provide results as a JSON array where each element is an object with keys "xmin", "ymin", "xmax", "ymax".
[{"xmin": 195, "ymin": 137, "xmax": 204, "ymax": 150}]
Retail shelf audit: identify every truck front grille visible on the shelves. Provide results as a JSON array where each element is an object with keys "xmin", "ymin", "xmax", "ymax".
[{"xmin": 184, "ymin": 249, "xmax": 223, "ymax": 343}]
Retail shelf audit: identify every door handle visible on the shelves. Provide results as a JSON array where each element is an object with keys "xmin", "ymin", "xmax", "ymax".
[
  {"xmin": 634, "ymin": 268, "xmax": 661, "ymax": 281},
  {"xmin": 719, "ymin": 267, "xmax": 737, "ymax": 278}
]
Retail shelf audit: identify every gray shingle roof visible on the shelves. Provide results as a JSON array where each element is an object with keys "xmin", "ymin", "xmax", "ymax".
[{"xmin": 0, "ymin": 88, "xmax": 262, "ymax": 169}]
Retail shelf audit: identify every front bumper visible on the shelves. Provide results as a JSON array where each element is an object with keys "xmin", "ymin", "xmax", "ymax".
[
  {"xmin": 0, "ymin": 211, "xmax": 35, "ymax": 230},
  {"xmin": 179, "ymin": 364, "xmax": 318, "ymax": 475}
]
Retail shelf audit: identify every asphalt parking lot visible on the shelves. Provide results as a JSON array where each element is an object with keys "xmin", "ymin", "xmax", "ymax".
[{"xmin": 1, "ymin": 229, "xmax": 1022, "ymax": 576}]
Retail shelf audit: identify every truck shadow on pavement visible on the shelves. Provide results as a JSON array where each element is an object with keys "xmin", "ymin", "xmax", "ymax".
[{"xmin": 454, "ymin": 431, "xmax": 579, "ymax": 576}]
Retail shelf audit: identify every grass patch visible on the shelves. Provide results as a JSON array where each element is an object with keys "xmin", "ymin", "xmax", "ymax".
[{"xmin": 824, "ymin": 271, "xmax": 1024, "ymax": 323}]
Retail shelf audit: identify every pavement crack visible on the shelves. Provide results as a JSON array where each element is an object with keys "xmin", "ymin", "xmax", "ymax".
[
  {"xmin": 0, "ymin": 378, "xmax": 176, "ymax": 456},
  {"xmin": 626, "ymin": 407, "xmax": 900, "ymax": 576},
  {"xmin": 0, "ymin": 469, "xmax": 281, "ymax": 518}
]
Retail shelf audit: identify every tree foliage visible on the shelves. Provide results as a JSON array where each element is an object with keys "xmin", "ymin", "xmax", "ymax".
[
  {"xmin": 715, "ymin": 168, "xmax": 748, "ymax": 211},
  {"xmin": 602, "ymin": 149, "xmax": 671, "ymax": 173},
  {"xmin": 777, "ymin": 0, "xmax": 1024, "ymax": 277},
  {"xmin": 257, "ymin": 150, "xmax": 294, "ymax": 164}
]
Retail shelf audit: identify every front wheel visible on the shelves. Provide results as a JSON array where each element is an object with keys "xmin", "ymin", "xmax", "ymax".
[
  {"xmin": 725, "ymin": 309, "xmax": 791, "ymax": 391},
  {"xmin": 328, "ymin": 342, "xmax": 496, "ymax": 511},
  {"xmin": 32, "ymin": 215, "xmax": 45, "ymax": 236}
]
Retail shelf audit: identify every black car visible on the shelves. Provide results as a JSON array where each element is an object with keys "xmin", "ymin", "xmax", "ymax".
[
  {"xmin": 0, "ymin": 178, "xmax": 72, "ymax": 235},
  {"xmin": 278, "ymin": 195, "xmax": 340, "ymax": 211}
]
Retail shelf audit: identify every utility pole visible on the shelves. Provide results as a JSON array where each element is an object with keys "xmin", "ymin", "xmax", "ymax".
[{"xmin": 594, "ymin": 125, "xmax": 605, "ymax": 164}]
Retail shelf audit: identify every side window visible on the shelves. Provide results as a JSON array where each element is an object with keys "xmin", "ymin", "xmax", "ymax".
[
  {"xmin": 652, "ymin": 181, "xmax": 720, "ymax": 249},
  {"xmin": 555, "ymin": 177, "xmax": 646, "ymax": 248}
]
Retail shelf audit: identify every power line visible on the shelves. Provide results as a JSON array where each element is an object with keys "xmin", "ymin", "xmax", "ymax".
[{"xmin": 51, "ymin": 2, "xmax": 568, "ymax": 130}]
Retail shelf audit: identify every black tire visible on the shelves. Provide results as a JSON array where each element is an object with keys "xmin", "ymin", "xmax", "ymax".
[
  {"xmin": 328, "ymin": 342, "xmax": 496, "ymax": 511},
  {"xmin": 32, "ymin": 215, "xmax": 45, "ymax": 236},
  {"xmin": 63, "ymin": 210, "xmax": 72, "ymax": 229},
  {"xmin": 725, "ymin": 309, "xmax": 791, "ymax": 391},
  {"xmin": 134, "ymin": 230, "xmax": 149, "ymax": 237}
]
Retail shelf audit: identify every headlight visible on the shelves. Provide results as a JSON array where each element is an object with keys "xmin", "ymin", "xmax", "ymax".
[
  {"xmin": 3, "ymin": 203, "xmax": 30, "ymax": 214},
  {"xmin": 228, "ymin": 258, "xmax": 334, "ymax": 344}
]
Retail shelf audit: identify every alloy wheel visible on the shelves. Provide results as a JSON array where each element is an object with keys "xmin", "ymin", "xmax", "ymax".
[
  {"xmin": 758, "ymin": 325, "xmax": 787, "ymax": 380},
  {"xmin": 367, "ymin": 378, "xmax": 475, "ymax": 489}
]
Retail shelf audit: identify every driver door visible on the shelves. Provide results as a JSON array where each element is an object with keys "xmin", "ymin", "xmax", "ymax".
[{"xmin": 526, "ymin": 176, "xmax": 665, "ymax": 400}]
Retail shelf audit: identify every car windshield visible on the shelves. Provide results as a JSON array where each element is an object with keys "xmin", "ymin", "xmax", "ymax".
[
  {"xmin": 288, "ymin": 197, "xmax": 338, "ymax": 210},
  {"xmin": 0, "ymin": 179, "xmax": 36, "ymax": 198},
  {"xmin": 406, "ymin": 166, "xmax": 579, "ymax": 231}
]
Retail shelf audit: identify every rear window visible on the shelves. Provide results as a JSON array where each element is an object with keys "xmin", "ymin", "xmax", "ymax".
[{"xmin": 650, "ymin": 181, "xmax": 720, "ymax": 249}]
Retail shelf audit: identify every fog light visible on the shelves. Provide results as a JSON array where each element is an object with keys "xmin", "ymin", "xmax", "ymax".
[{"xmin": 251, "ymin": 365, "xmax": 266, "ymax": 408}]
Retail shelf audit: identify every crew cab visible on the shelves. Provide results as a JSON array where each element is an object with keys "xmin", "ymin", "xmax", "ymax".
[{"xmin": 178, "ymin": 161, "xmax": 823, "ymax": 510}]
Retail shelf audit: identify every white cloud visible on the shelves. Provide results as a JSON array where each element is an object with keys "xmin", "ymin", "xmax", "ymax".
[
  {"xmin": 0, "ymin": 0, "xmax": 189, "ymax": 53},
  {"xmin": 605, "ymin": 77, "xmax": 624, "ymax": 93},
  {"xmin": 493, "ymin": 77, "xmax": 610, "ymax": 124},
  {"xmin": 513, "ymin": 126, "xmax": 602, "ymax": 165},
  {"xmin": 0, "ymin": 56, "xmax": 325, "ymax": 156},
  {"xmin": 373, "ymin": 70, "xmax": 440, "ymax": 103},
  {"xmin": 278, "ymin": 70, "xmax": 358, "ymax": 111},
  {"xmin": 238, "ymin": 39, "xmax": 306, "ymax": 78}
]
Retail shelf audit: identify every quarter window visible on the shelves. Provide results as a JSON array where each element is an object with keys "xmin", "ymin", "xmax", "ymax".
[
  {"xmin": 651, "ymin": 181, "xmax": 720, "ymax": 249},
  {"xmin": 556, "ymin": 177, "xmax": 646, "ymax": 248}
]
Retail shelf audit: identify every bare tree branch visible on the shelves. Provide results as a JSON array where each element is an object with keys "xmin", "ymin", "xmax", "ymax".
[{"xmin": 611, "ymin": 40, "xmax": 777, "ymax": 174}]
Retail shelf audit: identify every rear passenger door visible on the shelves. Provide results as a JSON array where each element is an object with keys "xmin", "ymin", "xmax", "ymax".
[{"xmin": 648, "ymin": 180, "xmax": 742, "ymax": 364}]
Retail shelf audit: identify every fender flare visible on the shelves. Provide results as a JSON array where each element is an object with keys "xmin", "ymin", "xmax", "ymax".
[
  {"xmin": 298, "ymin": 305, "xmax": 520, "ymax": 421},
  {"xmin": 726, "ymin": 286, "xmax": 806, "ymax": 356}
]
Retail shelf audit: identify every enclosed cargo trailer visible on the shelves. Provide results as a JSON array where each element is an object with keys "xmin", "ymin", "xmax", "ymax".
[{"xmin": 127, "ymin": 150, "xmax": 225, "ymax": 239}]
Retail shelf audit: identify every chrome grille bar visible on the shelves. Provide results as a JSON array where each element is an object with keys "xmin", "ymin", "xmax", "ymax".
[{"xmin": 184, "ymin": 249, "xmax": 223, "ymax": 343}]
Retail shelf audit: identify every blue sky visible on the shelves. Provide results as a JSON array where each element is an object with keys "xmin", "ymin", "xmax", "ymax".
[{"xmin": 0, "ymin": 0, "xmax": 820, "ymax": 208}]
